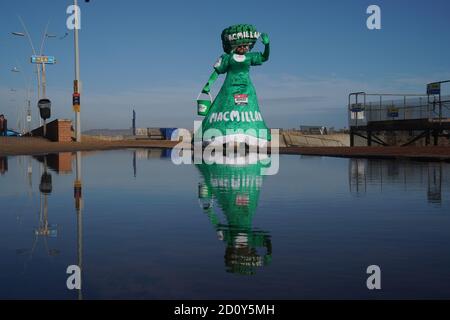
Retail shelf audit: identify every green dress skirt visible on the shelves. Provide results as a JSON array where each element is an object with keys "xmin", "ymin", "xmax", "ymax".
[{"xmin": 202, "ymin": 52, "xmax": 271, "ymax": 146}]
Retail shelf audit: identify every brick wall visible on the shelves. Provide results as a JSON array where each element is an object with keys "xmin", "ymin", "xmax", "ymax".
[
  {"xmin": 47, "ymin": 152, "xmax": 73, "ymax": 173},
  {"xmin": 30, "ymin": 119, "xmax": 73, "ymax": 142}
]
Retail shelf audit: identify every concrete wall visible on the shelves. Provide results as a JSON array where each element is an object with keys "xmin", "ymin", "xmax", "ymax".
[
  {"xmin": 134, "ymin": 128, "xmax": 177, "ymax": 140},
  {"xmin": 86, "ymin": 127, "xmax": 352, "ymax": 147},
  {"xmin": 280, "ymin": 130, "xmax": 350, "ymax": 147},
  {"xmin": 84, "ymin": 135, "xmax": 127, "ymax": 141}
]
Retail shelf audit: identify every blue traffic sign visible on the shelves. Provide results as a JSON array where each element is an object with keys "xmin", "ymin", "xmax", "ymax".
[{"xmin": 31, "ymin": 55, "xmax": 56, "ymax": 64}]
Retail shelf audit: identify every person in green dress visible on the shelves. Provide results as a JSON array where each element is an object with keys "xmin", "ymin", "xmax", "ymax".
[{"xmin": 199, "ymin": 24, "xmax": 271, "ymax": 148}]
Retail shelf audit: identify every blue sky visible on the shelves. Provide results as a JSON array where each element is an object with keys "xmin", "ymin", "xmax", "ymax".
[{"xmin": 1, "ymin": 0, "xmax": 450, "ymax": 130}]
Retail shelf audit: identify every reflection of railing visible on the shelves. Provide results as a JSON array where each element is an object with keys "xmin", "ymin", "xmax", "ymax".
[
  {"xmin": 349, "ymin": 159, "xmax": 445, "ymax": 204},
  {"xmin": 348, "ymin": 92, "xmax": 450, "ymax": 127}
]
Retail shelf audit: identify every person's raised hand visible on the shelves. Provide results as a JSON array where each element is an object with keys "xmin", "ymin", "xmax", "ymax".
[{"xmin": 261, "ymin": 33, "xmax": 270, "ymax": 45}]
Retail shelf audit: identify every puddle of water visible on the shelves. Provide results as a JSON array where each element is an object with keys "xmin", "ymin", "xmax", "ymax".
[{"xmin": 0, "ymin": 150, "xmax": 450, "ymax": 299}]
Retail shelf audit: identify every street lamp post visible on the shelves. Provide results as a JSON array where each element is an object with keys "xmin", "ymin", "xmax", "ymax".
[
  {"xmin": 11, "ymin": 67, "xmax": 32, "ymax": 133},
  {"xmin": 74, "ymin": 0, "xmax": 81, "ymax": 142},
  {"xmin": 12, "ymin": 19, "xmax": 55, "ymax": 131},
  {"xmin": 39, "ymin": 21, "xmax": 50, "ymax": 101},
  {"xmin": 72, "ymin": 0, "xmax": 90, "ymax": 142},
  {"xmin": 11, "ymin": 30, "xmax": 42, "ymax": 127}
]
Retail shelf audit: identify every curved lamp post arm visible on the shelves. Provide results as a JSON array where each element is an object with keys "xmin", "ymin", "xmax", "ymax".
[
  {"xmin": 18, "ymin": 16, "xmax": 37, "ymax": 56},
  {"xmin": 39, "ymin": 20, "xmax": 51, "ymax": 55}
]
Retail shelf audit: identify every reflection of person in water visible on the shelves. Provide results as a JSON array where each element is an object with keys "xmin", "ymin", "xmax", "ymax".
[
  {"xmin": 0, "ymin": 156, "xmax": 8, "ymax": 175},
  {"xmin": 197, "ymin": 159, "xmax": 272, "ymax": 275},
  {"xmin": 0, "ymin": 157, "xmax": 8, "ymax": 175}
]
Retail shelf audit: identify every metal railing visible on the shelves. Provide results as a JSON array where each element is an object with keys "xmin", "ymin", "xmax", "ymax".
[{"xmin": 348, "ymin": 92, "xmax": 450, "ymax": 127}]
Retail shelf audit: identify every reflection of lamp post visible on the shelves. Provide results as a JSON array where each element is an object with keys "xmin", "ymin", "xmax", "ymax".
[
  {"xmin": 27, "ymin": 156, "xmax": 33, "ymax": 197},
  {"xmin": 133, "ymin": 151, "xmax": 137, "ymax": 178},
  {"xmin": 38, "ymin": 158, "xmax": 52, "ymax": 236},
  {"xmin": 15, "ymin": 158, "xmax": 58, "ymax": 273},
  {"xmin": 77, "ymin": 197, "xmax": 83, "ymax": 300},
  {"xmin": 32, "ymin": 157, "xmax": 59, "ymax": 257},
  {"xmin": 74, "ymin": 151, "xmax": 83, "ymax": 300}
]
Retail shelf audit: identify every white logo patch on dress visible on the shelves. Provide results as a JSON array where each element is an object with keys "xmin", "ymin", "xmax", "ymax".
[
  {"xmin": 234, "ymin": 94, "xmax": 248, "ymax": 106},
  {"xmin": 233, "ymin": 54, "xmax": 246, "ymax": 62}
]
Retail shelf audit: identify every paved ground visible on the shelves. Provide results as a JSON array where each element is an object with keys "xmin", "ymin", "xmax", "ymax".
[
  {"xmin": 0, "ymin": 136, "xmax": 179, "ymax": 156},
  {"xmin": 279, "ymin": 146, "xmax": 450, "ymax": 161},
  {"xmin": 2, "ymin": 137, "xmax": 450, "ymax": 161}
]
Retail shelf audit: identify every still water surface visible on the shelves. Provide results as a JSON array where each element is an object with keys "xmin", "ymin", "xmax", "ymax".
[{"xmin": 0, "ymin": 149, "xmax": 450, "ymax": 299}]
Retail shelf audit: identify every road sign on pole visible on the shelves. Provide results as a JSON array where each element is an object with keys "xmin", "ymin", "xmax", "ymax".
[
  {"xmin": 350, "ymin": 103, "xmax": 364, "ymax": 113},
  {"xmin": 31, "ymin": 55, "xmax": 56, "ymax": 64},
  {"xmin": 387, "ymin": 107, "xmax": 399, "ymax": 118},
  {"xmin": 427, "ymin": 82, "xmax": 441, "ymax": 95}
]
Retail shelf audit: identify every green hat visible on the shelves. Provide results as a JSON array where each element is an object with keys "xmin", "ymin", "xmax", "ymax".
[{"xmin": 221, "ymin": 24, "xmax": 260, "ymax": 54}]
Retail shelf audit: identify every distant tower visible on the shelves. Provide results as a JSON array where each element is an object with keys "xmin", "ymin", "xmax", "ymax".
[{"xmin": 132, "ymin": 109, "xmax": 136, "ymax": 136}]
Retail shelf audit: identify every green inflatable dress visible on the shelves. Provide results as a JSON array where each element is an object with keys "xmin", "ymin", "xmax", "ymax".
[
  {"xmin": 199, "ymin": 24, "xmax": 272, "ymax": 147},
  {"xmin": 197, "ymin": 158, "xmax": 272, "ymax": 275}
]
